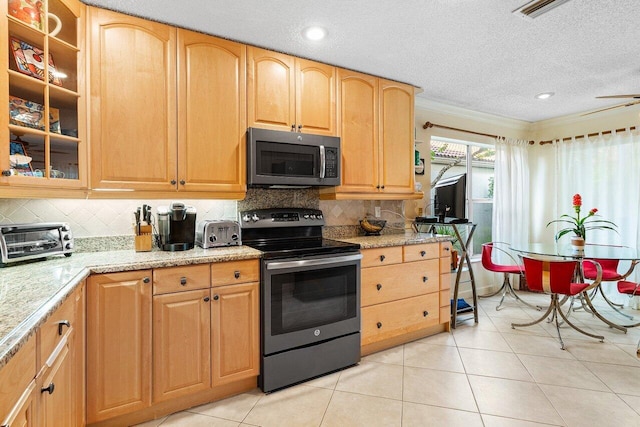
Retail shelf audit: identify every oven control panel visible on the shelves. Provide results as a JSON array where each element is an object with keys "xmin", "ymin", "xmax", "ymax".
[{"xmin": 240, "ymin": 208, "xmax": 325, "ymax": 228}]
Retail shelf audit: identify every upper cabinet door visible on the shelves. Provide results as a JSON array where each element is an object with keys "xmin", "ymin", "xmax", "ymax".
[
  {"xmin": 379, "ymin": 79, "xmax": 414, "ymax": 195},
  {"xmin": 247, "ymin": 47, "xmax": 295, "ymax": 132},
  {"xmin": 295, "ymin": 58, "xmax": 336, "ymax": 136},
  {"xmin": 88, "ymin": 8, "xmax": 177, "ymax": 191},
  {"xmin": 177, "ymin": 30, "xmax": 246, "ymax": 195},
  {"xmin": 336, "ymin": 69, "xmax": 379, "ymax": 193}
]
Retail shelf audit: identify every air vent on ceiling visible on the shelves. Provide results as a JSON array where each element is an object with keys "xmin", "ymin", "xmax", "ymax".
[{"xmin": 513, "ymin": 0, "xmax": 572, "ymax": 19}]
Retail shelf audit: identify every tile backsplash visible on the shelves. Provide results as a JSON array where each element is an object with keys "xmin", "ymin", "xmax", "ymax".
[{"xmin": 0, "ymin": 189, "xmax": 408, "ymax": 238}]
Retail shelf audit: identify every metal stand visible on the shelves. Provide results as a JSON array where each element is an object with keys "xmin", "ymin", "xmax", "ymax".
[{"xmin": 417, "ymin": 222, "xmax": 478, "ymax": 328}]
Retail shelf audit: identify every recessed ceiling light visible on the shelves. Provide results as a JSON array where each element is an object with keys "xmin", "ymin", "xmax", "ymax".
[
  {"xmin": 535, "ymin": 92, "xmax": 555, "ymax": 100},
  {"xmin": 302, "ymin": 26, "xmax": 327, "ymax": 41}
]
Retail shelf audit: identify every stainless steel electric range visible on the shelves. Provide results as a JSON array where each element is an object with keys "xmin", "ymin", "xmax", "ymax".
[{"xmin": 240, "ymin": 208, "xmax": 362, "ymax": 392}]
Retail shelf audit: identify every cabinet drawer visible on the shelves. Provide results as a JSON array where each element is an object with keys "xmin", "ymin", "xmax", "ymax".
[
  {"xmin": 362, "ymin": 259, "xmax": 439, "ymax": 306},
  {"xmin": 211, "ymin": 259, "xmax": 259, "ymax": 286},
  {"xmin": 403, "ymin": 243, "xmax": 439, "ymax": 262},
  {"xmin": 361, "ymin": 293, "xmax": 440, "ymax": 346},
  {"xmin": 153, "ymin": 264, "xmax": 210, "ymax": 295},
  {"xmin": 361, "ymin": 246, "xmax": 403, "ymax": 268},
  {"xmin": 440, "ymin": 241, "xmax": 452, "ymax": 257},
  {"xmin": 0, "ymin": 335, "xmax": 36, "ymax": 417},
  {"xmin": 39, "ymin": 289, "xmax": 78, "ymax": 365}
]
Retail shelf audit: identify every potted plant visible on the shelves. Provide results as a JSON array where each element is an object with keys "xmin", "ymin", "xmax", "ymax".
[{"xmin": 547, "ymin": 193, "xmax": 617, "ymax": 249}]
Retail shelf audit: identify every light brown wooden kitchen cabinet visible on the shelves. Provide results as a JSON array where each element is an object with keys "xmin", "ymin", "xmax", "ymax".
[
  {"xmin": 379, "ymin": 79, "xmax": 415, "ymax": 195},
  {"xmin": 176, "ymin": 29, "xmax": 246, "ymax": 196},
  {"xmin": 1, "ymin": 380, "xmax": 36, "ymax": 427},
  {"xmin": 39, "ymin": 339, "xmax": 74, "ymax": 427},
  {"xmin": 88, "ymin": 9, "xmax": 247, "ymax": 197},
  {"xmin": 321, "ymin": 73, "xmax": 419, "ymax": 200},
  {"xmin": 87, "ymin": 270, "xmax": 152, "ymax": 423},
  {"xmin": 211, "ymin": 281, "xmax": 260, "ymax": 386},
  {"xmin": 88, "ymin": 8, "xmax": 176, "ymax": 192},
  {"xmin": 153, "ymin": 289, "xmax": 211, "ymax": 402},
  {"xmin": 360, "ymin": 243, "xmax": 446, "ymax": 355},
  {"xmin": 247, "ymin": 47, "xmax": 336, "ymax": 136},
  {"xmin": 152, "ymin": 265, "xmax": 212, "ymax": 402},
  {"xmin": 38, "ymin": 283, "xmax": 85, "ymax": 427},
  {"xmin": 322, "ymin": 69, "xmax": 379, "ymax": 196},
  {"xmin": 0, "ymin": 335, "xmax": 36, "ymax": 426},
  {"xmin": 1, "ymin": 0, "xmax": 87, "ymax": 197},
  {"xmin": 2, "ymin": 283, "xmax": 85, "ymax": 427}
]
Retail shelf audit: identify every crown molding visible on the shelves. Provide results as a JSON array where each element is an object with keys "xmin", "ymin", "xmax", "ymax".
[
  {"xmin": 530, "ymin": 102, "xmax": 640, "ymax": 131},
  {"xmin": 414, "ymin": 96, "xmax": 531, "ymax": 134}
]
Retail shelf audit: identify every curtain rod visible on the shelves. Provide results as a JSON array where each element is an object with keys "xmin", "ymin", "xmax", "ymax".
[
  {"xmin": 538, "ymin": 126, "xmax": 638, "ymax": 145},
  {"xmin": 423, "ymin": 121, "xmax": 638, "ymax": 146},
  {"xmin": 422, "ymin": 121, "xmax": 535, "ymax": 144}
]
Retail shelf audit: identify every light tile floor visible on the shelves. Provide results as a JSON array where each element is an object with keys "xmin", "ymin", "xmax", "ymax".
[{"xmin": 135, "ymin": 291, "xmax": 640, "ymax": 427}]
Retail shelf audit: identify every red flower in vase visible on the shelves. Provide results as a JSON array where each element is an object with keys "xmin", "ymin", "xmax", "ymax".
[{"xmin": 547, "ymin": 194, "xmax": 617, "ymax": 241}]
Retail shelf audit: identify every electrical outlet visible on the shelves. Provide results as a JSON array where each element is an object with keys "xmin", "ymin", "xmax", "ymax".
[{"xmin": 374, "ymin": 206, "xmax": 381, "ymax": 218}]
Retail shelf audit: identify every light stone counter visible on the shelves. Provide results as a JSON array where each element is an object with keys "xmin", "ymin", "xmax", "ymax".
[
  {"xmin": 0, "ymin": 232, "xmax": 451, "ymax": 369},
  {"xmin": 337, "ymin": 231, "xmax": 453, "ymax": 248},
  {"xmin": 0, "ymin": 245, "xmax": 261, "ymax": 369}
]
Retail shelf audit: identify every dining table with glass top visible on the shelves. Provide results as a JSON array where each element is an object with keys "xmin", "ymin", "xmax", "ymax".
[{"xmin": 510, "ymin": 242, "xmax": 640, "ymax": 333}]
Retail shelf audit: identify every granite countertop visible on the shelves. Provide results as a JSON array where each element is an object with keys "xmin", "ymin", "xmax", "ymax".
[
  {"xmin": 338, "ymin": 231, "xmax": 453, "ymax": 248},
  {"xmin": 0, "ymin": 245, "xmax": 261, "ymax": 369},
  {"xmin": 0, "ymin": 231, "xmax": 451, "ymax": 369}
]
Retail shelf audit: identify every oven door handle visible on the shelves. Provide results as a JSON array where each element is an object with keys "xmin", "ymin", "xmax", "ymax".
[{"xmin": 266, "ymin": 253, "xmax": 362, "ymax": 270}]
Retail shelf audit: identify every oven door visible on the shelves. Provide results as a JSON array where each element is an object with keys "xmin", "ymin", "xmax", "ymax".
[{"xmin": 262, "ymin": 252, "xmax": 361, "ymax": 355}]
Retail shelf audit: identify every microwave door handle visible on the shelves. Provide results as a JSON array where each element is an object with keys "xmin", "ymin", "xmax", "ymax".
[{"xmin": 319, "ymin": 145, "xmax": 326, "ymax": 179}]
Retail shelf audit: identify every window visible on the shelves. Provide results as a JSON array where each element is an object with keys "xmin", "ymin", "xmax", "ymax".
[{"xmin": 430, "ymin": 137, "xmax": 494, "ymax": 256}]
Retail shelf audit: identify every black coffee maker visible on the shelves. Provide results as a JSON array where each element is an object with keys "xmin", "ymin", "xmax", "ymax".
[{"xmin": 157, "ymin": 202, "xmax": 196, "ymax": 251}]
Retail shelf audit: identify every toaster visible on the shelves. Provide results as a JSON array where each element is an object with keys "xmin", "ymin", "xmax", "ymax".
[{"xmin": 195, "ymin": 220, "xmax": 241, "ymax": 248}]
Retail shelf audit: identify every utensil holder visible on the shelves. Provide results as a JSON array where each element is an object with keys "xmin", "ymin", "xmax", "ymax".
[{"xmin": 134, "ymin": 224, "xmax": 153, "ymax": 252}]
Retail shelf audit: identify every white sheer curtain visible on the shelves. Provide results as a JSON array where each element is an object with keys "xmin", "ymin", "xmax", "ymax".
[
  {"xmin": 493, "ymin": 137, "xmax": 530, "ymax": 247},
  {"xmin": 553, "ymin": 128, "xmax": 640, "ymax": 296}
]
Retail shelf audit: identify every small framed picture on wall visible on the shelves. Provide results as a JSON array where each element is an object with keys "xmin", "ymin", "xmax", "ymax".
[{"xmin": 415, "ymin": 158, "xmax": 425, "ymax": 175}]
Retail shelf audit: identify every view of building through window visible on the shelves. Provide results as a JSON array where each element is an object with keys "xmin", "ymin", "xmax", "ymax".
[{"xmin": 430, "ymin": 137, "xmax": 494, "ymax": 256}]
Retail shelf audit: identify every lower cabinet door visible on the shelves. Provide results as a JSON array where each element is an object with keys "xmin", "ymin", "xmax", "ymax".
[
  {"xmin": 87, "ymin": 271, "xmax": 152, "ymax": 423},
  {"xmin": 1, "ymin": 380, "xmax": 36, "ymax": 427},
  {"xmin": 153, "ymin": 289, "xmax": 211, "ymax": 402},
  {"xmin": 211, "ymin": 282, "xmax": 260, "ymax": 386},
  {"xmin": 361, "ymin": 293, "xmax": 440, "ymax": 346},
  {"xmin": 40, "ymin": 341, "xmax": 74, "ymax": 427}
]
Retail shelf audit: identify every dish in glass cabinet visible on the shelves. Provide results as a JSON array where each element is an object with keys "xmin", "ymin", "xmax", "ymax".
[
  {"xmin": 9, "ymin": 95, "xmax": 60, "ymax": 132},
  {"xmin": 10, "ymin": 37, "xmax": 62, "ymax": 86},
  {"xmin": 8, "ymin": 0, "xmax": 43, "ymax": 31}
]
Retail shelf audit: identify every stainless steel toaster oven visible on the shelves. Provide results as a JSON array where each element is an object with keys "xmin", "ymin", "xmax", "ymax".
[{"xmin": 0, "ymin": 222, "xmax": 74, "ymax": 265}]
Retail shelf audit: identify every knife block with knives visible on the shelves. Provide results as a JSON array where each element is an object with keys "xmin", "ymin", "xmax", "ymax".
[{"xmin": 134, "ymin": 204, "xmax": 153, "ymax": 252}]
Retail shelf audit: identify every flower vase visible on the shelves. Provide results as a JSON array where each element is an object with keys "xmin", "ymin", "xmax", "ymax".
[{"xmin": 570, "ymin": 236, "xmax": 585, "ymax": 253}]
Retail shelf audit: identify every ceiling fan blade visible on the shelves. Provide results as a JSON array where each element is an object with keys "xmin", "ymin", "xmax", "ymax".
[
  {"xmin": 596, "ymin": 94, "xmax": 640, "ymax": 99},
  {"xmin": 581, "ymin": 99, "xmax": 640, "ymax": 116}
]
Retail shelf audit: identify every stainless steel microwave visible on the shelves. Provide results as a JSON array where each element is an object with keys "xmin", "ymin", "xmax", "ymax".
[{"xmin": 247, "ymin": 127, "xmax": 341, "ymax": 187}]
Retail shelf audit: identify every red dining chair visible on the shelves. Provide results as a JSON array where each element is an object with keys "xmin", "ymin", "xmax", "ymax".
[
  {"xmin": 611, "ymin": 280, "xmax": 640, "ymax": 328},
  {"xmin": 512, "ymin": 257, "xmax": 604, "ymax": 350},
  {"xmin": 480, "ymin": 242, "xmax": 541, "ymax": 311},
  {"xmin": 582, "ymin": 257, "xmax": 638, "ymax": 321}
]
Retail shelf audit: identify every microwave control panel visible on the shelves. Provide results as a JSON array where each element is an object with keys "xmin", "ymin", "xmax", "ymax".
[{"xmin": 325, "ymin": 147, "xmax": 338, "ymax": 178}]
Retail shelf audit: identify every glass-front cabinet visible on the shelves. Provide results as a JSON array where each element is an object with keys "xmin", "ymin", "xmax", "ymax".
[{"xmin": 1, "ymin": 0, "xmax": 86, "ymax": 193}]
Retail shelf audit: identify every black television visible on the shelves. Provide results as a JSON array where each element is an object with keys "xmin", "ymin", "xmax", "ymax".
[{"xmin": 434, "ymin": 173, "xmax": 467, "ymax": 222}]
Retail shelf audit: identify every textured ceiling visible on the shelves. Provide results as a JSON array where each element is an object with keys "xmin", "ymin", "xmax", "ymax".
[{"xmin": 82, "ymin": 0, "xmax": 640, "ymax": 122}]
